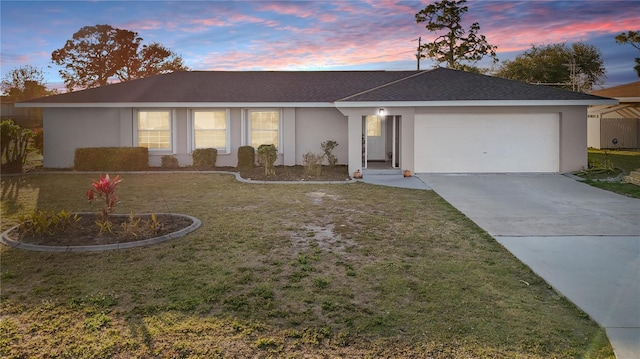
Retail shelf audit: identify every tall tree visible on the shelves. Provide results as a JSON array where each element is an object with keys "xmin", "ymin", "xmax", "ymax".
[
  {"xmin": 415, "ymin": 0, "xmax": 497, "ymax": 70},
  {"xmin": 51, "ymin": 24, "xmax": 188, "ymax": 91},
  {"xmin": 494, "ymin": 42, "xmax": 605, "ymax": 92},
  {"xmin": 1, "ymin": 65, "xmax": 56, "ymax": 101},
  {"xmin": 615, "ymin": 30, "xmax": 640, "ymax": 77}
]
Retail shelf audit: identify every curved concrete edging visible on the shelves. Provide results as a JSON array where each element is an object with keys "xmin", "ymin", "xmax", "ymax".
[
  {"xmin": 3, "ymin": 170, "xmax": 358, "ymax": 185},
  {"xmin": 0, "ymin": 213, "xmax": 201, "ymax": 252}
]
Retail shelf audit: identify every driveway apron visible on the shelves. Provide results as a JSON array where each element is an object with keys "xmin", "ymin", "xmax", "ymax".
[{"xmin": 417, "ymin": 174, "xmax": 640, "ymax": 359}]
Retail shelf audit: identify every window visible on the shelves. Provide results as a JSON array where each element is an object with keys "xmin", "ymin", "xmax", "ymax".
[
  {"xmin": 249, "ymin": 110, "xmax": 279, "ymax": 148},
  {"xmin": 366, "ymin": 115, "xmax": 381, "ymax": 136},
  {"xmin": 138, "ymin": 110, "xmax": 172, "ymax": 150},
  {"xmin": 192, "ymin": 110, "xmax": 228, "ymax": 151}
]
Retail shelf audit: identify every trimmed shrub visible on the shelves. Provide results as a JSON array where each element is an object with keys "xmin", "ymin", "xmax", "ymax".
[
  {"xmin": 193, "ymin": 148, "xmax": 217, "ymax": 168},
  {"xmin": 257, "ymin": 144, "xmax": 277, "ymax": 177},
  {"xmin": 303, "ymin": 152, "xmax": 323, "ymax": 178},
  {"xmin": 74, "ymin": 147, "xmax": 148, "ymax": 171},
  {"xmin": 238, "ymin": 146, "xmax": 255, "ymax": 168},
  {"xmin": 161, "ymin": 155, "xmax": 179, "ymax": 169}
]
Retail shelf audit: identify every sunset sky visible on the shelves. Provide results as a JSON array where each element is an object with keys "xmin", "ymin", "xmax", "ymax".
[{"xmin": 1, "ymin": 0, "xmax": 639, "ymax": 91}]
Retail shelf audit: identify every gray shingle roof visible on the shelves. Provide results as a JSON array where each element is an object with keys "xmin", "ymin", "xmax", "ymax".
[
  {"xmin": 24, "ymin": 71, "xmax": 419, "ymax": 104},
  {"xmin": 339, "ymin": 68, "xmax": 611, "ymax": 102},
  {"xmin": 23, "ymin": 68, "xmax": 610, "ymax": 105}
]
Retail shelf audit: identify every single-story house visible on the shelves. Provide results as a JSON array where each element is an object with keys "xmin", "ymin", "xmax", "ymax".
[
  {"xmin": 588, "ymin": 81, "xmax": 640, "ymax": 149},
  {"xmin": 18, "ymin": 68, "xmax": 616, "ymax": 174}
]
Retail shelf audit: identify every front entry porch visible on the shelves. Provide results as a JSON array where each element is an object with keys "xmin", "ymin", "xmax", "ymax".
[{"xmin": 362, "ymin": 115, "xmax": 401, "ymax": 170}]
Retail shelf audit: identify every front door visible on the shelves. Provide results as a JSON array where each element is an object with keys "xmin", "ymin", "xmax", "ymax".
[{"xmin": 365, "ymin": 115, "xmax": 386, "ymax": 161}]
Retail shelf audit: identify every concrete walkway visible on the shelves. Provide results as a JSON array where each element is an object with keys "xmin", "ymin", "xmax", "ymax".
[{"xmin": 413, "ymin": 174, "xmax": 640, "ymax": 359}]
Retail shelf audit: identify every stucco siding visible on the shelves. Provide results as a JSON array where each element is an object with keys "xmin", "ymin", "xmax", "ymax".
[
  {"xmin": 587, "ymin": 116, "xmax": 601, "ymax": 149},
  {"xmin": 558, "ymin": 106, "xmax": 587, "ymax": 173},
  {"xmin": 295, "ymin": 108, "xmax": 348, "ymax": 165},
  {"xmin": 43, "ymin": 108, "xmax": 124, "ymax": 168}
]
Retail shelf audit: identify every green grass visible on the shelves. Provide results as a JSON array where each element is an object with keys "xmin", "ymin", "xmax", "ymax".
[
  {"xmin": 583, "ymin": 180, "xmax": 640, "ymax": 198},
  {"xmin": 0, "ymin": 173, "xmax": 614, "ymax": 358},
  {"xmin": 577, "ymin": 149, "xmax": 640, "ymax": 198},
  {"xmin": 587, "ymin": 148, "xmax": 640, "ymax": 173}
]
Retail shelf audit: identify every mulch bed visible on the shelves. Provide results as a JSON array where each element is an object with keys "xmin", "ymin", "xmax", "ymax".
[
  {"xmin": 8, "ymin": 214, "xmax": 193, "ymax": 247},
  {"xmin": 236, "ymin": 165, "xmax": 351, "ymax": 181}
]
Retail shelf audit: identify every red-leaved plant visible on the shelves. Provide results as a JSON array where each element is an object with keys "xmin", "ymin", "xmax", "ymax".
[{"xmin": 87, "ymin": 174, "xmax": 122, "ymax": 226}]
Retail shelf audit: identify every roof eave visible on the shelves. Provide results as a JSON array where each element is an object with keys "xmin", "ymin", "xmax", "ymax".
[
  {"xmin": 335, "ymin": 99, "xmax": 619, "ymax": 107},
  {"xmin": 16, "ymin": 102, "xmax": 338, "ymax": 108},
  {"xmin": 18, "ymin": 99, "xmax": 619, "ymax": 109}
]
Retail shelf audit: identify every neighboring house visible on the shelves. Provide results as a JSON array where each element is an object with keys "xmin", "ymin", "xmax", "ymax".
[
  {"xmin": 18, "ymin": 68, "xmax": 615, "ymax": 174},
  {"xmin": 588, "ymin": 81, "xmax": 640, "ymax": 149},
  {"xmin": 1, "ymin": 96, "xmax": 41, "ymax": 128}
]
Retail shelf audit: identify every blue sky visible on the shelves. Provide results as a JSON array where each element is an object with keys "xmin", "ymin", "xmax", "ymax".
[{"xmin": 1, "ymin": 0, "xmax": 639, "ymax": 91}]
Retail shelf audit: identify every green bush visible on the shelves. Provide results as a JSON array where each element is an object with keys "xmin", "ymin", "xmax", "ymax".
[
  {"xmin": 257, "ymin": 144, "xmax": 277, "ymax": 177},
  {"xmin": 1, "ymin": 119, "xmax": 33, "ymax": 173},
  {"xmin": 192, "ymin": 148, "xmax": 217, "ymax": 168},
  {"xmin": 161, "ymin": 155, "xmax": 179, "ymax": 169},
  {"xmin": 238, "ymin": 146, "xmax": 255, "ymax": 168},
  {"xmin": 74, "ymin": 147, "xmax": 148, "ymax": 171}
]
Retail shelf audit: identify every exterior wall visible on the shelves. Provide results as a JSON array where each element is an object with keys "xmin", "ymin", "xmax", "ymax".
[
  {"xmin": 42, "ymin": 106, "xmax": 349, "ymax": 169},
  {"xmin": 559, "ymin": 106, "xmax": 588, "ymax": 173},
  {"xmin": 43, "ymin": 107, "xmax": 126, "ymax": 168},
  {"xmin": 294, "ymin": 108, "xmax": 348, "ymax": 165},
  {"xmin": 42, "ymin": 104, "xmax": 590, "ymax": 173},
  {"xmin": 587, "ymin": 115, "xmax": 602, "ymax": 149}
]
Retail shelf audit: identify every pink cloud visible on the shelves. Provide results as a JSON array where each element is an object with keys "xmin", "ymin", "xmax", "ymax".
[
  {"xmin": 485, "ymin": 15, "xmax": 640, "ymax": 52},
  {"xmin": 255, "ymin": 2, "xmax": 317, "ymax": 18}
]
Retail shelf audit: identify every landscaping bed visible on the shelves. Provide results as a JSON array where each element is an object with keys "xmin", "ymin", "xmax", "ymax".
[{"xmin": 575, "ymin": 149, "xmax": 640, "ymax": 198}]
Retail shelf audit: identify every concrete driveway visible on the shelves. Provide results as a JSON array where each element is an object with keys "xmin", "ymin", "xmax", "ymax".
[{"xmin": 417, "ymin": 174, "xmax": 640, "ymax": 359}]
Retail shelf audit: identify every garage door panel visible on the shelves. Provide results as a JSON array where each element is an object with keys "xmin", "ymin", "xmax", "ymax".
[{"xmin": 415, "ymin": 114, "xmax": 559, "ymax": 173}]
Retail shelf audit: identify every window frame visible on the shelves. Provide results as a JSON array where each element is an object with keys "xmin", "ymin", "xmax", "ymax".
[
  {"xmin": 189, "ymin": 108, "xmax": 230, "ymax": 154},
  {"xmin": 135, "ymin": 109, "xmax": 175, "ymax": 153},
  {"xmin": 243, "ymin": 109, "xmax": 282, "ymax": 151}
]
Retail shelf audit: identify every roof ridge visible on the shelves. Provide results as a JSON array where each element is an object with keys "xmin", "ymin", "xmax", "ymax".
[{"xmin": 335, "ymin": 70, "xmax": 429, "ymax": 102}]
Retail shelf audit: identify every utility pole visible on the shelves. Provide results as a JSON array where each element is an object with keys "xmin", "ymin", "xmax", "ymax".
[
  {"xmin": 415, "ymin": 37, "xmax": 422, "ymax": 71},
  {"xmin": 564, "ymin": 58, "xmax": 577, "ymax": 91}
]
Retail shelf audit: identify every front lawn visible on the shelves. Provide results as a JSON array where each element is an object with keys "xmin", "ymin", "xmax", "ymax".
[{"xmin": 0, "ymin": 173, "xmax": 613, "ymax": 358}]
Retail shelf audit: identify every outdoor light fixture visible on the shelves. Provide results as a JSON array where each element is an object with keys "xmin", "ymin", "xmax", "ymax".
[{"xmin": 378, "ymin": 108, "xmax": 386, "ymax": 116}]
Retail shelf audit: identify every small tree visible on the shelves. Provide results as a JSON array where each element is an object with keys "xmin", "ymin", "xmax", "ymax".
[
  {"xmin": 1, "ymin": 120, "xmax": 33, "ymax": 173},
  {"xmin": 321, "ymin": 140, "xmax": 339, "ymax": 166},
  {"xmin": 415, "ymin": 0, "xmax": 497, "ymax": 70},
  {"xmin": 257, "ymin": 144, "xmax": 277, "ymax": 177}
]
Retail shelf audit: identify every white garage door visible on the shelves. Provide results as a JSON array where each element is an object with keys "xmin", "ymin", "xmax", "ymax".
[{"xmin": 415, "ymin": 113, "xmax": 559, "ymax": 173}]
